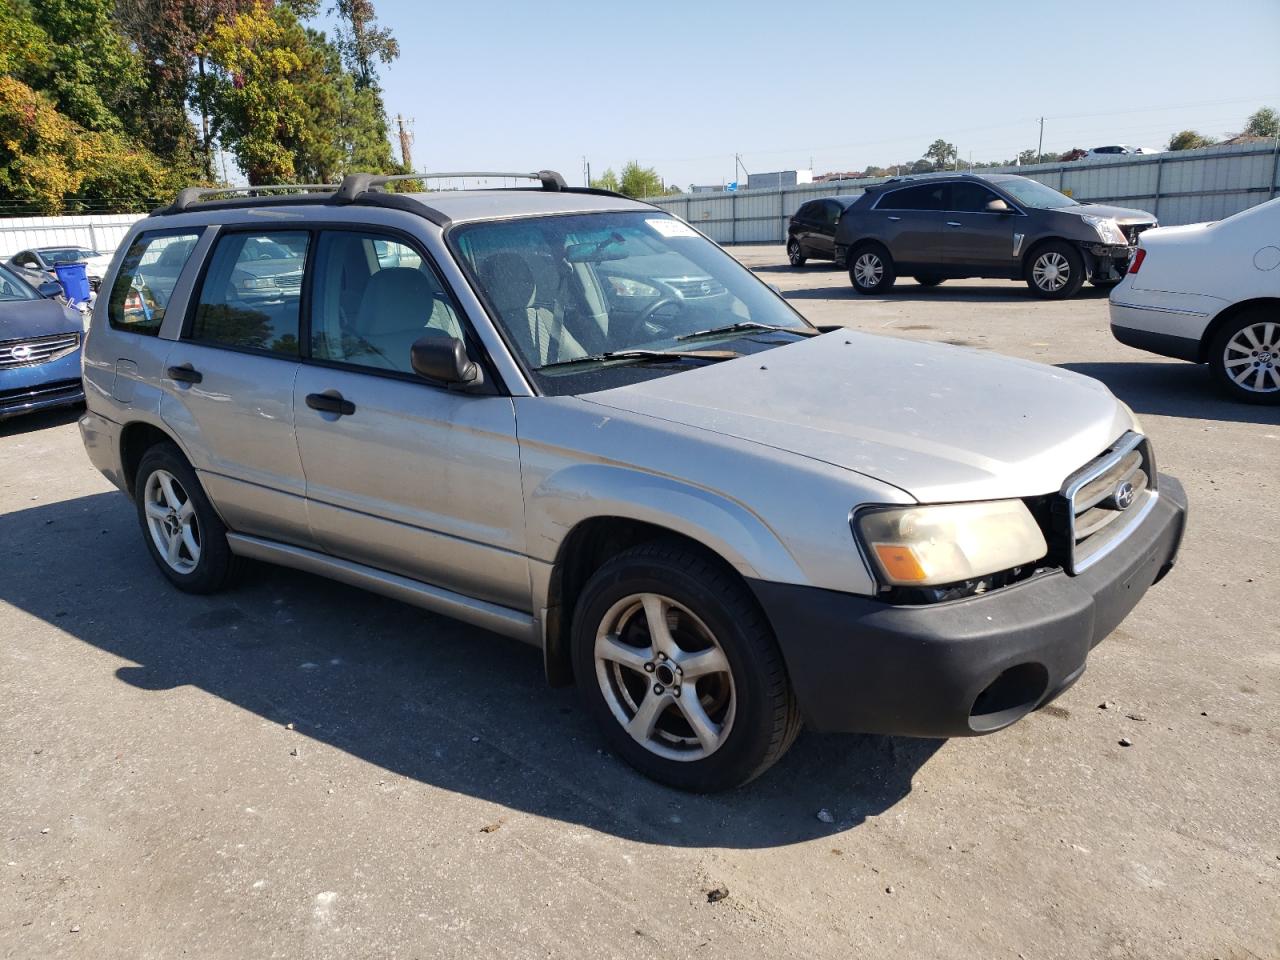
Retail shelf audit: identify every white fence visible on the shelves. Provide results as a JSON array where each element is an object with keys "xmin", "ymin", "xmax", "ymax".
[
  {"xmin": 0, "ymin": 214, "xmax": 145, "ymax": 259},
  {"xmin": 644, "ymin": 141, "xmax": 1280, "ymax": 245}
]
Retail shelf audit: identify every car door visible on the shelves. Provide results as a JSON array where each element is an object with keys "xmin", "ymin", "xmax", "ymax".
[
  {"xmin": 870, "ymin": 184, "xmax": 948, "ymax": 266},
  {"xmin": 791, "ymin": 201, "xmax": 820, "ymax": 254},
  {"xmin": 811, "ymin": 200, "xmax": 843, "ymax": 258},
  {"xmin": 941, "ymin": 182, "xmax": 1017, "ymax": 272},
  {"xmin": 158, "ymin": 227, "xmax": 314, "ymax": 548},
  {"xmin": 291, "ymin": 228, "xmax": 528, "ymax": 611}
]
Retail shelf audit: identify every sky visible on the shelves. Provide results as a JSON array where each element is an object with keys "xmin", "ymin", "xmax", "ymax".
[{"xmin": 335, "ymin": 0, "xmax": 1280, "ymax": 188}]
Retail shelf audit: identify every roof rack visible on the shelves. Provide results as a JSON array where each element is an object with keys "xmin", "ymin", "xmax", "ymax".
[
  {"xmin": 164, "ymin": 182, "xmax": 340, "ymax": 214},
  {"xmin": 334, "ymin": 170, "xmax": 567, "ymax": 202}
]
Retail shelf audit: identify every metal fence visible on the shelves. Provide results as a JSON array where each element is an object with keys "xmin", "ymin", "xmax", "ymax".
[
  {"xmin": 0, "ymin": 214, "xmax": 145, "ymax": 260},
  {"xmin": 643, "ymin": 141, "xmax": 1280, "ymax": 245}
]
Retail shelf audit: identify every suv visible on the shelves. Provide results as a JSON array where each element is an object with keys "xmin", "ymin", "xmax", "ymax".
[
  {"xmin": 79, "ymin": 170, "xmax": 1186, "ymax": 791},
  {"xmin": 834, "ymin": 173, "xmax": 1157, "ymax": 298},
  {"xmin": 786, "ymin": 196, "xmax": 859, "ymax": 266}
]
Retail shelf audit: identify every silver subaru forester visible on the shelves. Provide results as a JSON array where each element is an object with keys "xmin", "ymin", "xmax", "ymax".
[{"xmin": 79, "ymin": 171, "xmax": 1187, "ymax": 791}]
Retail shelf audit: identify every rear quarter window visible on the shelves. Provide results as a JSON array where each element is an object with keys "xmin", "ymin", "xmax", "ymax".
[{"xmin": 107, "ymin": 231, "xmax": 202, "ymax": 336}]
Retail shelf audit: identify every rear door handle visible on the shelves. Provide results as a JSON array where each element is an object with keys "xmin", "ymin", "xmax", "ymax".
[
  {"xmin": 886, "ymin": 216, "xmax": 902, "ymax": 222},
  {"xmin": 305, "ymin": 390, "xmax": 356, "ymax": 417},
  {"xmin": 946, "ymin": 221, "xmax": 963, "ymax": 227},
  {"xmin": 167, "ymin": 364, "xmax": 203, "ymax": 384}
]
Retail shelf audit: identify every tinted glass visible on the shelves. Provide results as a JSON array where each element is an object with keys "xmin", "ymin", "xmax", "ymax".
[
  {"xmin": 796, "ymin": 201, "xmax": 818, "ymax": 221},
  {"xmin": 948, "ymin": 183, "xmax": 1001, "ymax": 212},
  {"xmin": 13, "ymin": 252, "xmax": 37, "ymax": 267},
  {"xmin": 309, "ymin": 231, "xmax": 463, "ymax": 374},
  {"xmin": 878, "ymin": 184, "xmax": 946, "ymax": 211},
  {"xmin": 189, "ymin": 231, "xmax": 307, "ymax": 355},
  {"xmin": 0, "ymin": 264, "xmax": 37, "ymax": 301},
  {"xmin": 995, "ymin": 178, "xmax": 1078, "ymax": 209},
  {"xmin": 107, "ymin": 231, "xmax": 202, "ymax": 336},
  {"xmin": 40, "ymin": 247, "xmax": 97, "ymax": 264}
]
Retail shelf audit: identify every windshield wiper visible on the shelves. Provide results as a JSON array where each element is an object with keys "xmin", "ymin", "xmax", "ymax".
[
  {"xmin": 537, "ymin": 348, "xmax": 739, "ymax": 371},
  {"xmin": 675, "ymin": 320, "xmax": 820, "ymax": 342}
]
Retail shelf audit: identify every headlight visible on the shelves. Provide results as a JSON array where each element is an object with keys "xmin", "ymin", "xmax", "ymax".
[
  {"xmin": 607, "ymin": 276, "xmax": 659, "ymax": 298},
  {"xmin": 239, "ymin": 276, "xmax": 275, "ymax": 290},
  {"xmin": 854, "ymin": 500, "xmax": 1047, "ymax": 587},
  {"xmin": 1082, "ymin": 214, "xmax": 1127, "ymax": 245}
]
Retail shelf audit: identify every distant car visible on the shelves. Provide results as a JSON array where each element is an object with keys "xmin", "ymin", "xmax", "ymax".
[
  {"xmin": 0, "ymin": 263, "xmax": 85, "ymax": 420},
  {"xmin": 1084, "ymin": 146, "xmax": 1162, "ymax": 160},
  {"xmin": 786, "ymin": 196, "xmax": 860, "ymax": 266},
  {"xmin": 833, "ymin": 173, "xmax": 1158, "ymax": 299},
  {"xmin": 7, "ymin": 245, "xmax": 114, "ymax": 293},
  {"xmin": 1110, "ymin": 197, "xmax": 1280, "ymax": 404}
]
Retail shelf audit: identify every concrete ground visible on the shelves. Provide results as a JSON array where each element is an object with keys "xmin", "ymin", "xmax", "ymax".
[{"xmin": 2, "ymin": 245, "xmax": 1277, "ymax": 960}]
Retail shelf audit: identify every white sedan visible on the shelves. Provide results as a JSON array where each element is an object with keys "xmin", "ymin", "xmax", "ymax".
[{"xmin": 1109, "ymin": 198, "xmax": 1280, "ymax": 404}]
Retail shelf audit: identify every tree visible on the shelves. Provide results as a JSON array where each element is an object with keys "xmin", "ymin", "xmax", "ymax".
[
  {"xmin": 923, "ymin": 139, "xmax": 957, "ymax": 171},
  {"xmin": 590, "ymin": 168, "xmax": 620, "ymax": 192},
  {"xmin": 1168, "ymin": 130, "xmax": 1213, "ymax": 151},
  {"xmin": 330, "ymin": 0, "xmax": 399, "ymax": 90},
  {"xmin": 1243, "ymin": 106, "xmax": 1279, "ymax": 139},
  {"xmin": 1060, "ymin": 148, "xmax": 1088, "ymax": 162},
  {"xmin": 618, "ymin": 161, "xmax": 664, "ymax": 198}
]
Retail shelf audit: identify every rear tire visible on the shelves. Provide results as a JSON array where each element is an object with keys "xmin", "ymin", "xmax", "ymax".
[
  {"xmin": 914, "ymin": 274, "xmax": 945, "ymax": 287},
  {"xmin": 1025, "ymin": 241, "xmax": 1085, "ymax": 299},
  {"xmin": 849, "ymin": 244, "xmax": 896, "ymax": 294},
  {"xmin": 571, "ymin": 540, "xmax": 801, "ymax": 792},
  {"xmin": 1208, "ymin": 308, "xmax": 1280, "ymax": 405},
  {"xmin": 787, "ymin": 239, "xmax": 807, "ymax": 267},
  {"xmin": 134, "ymin": 442, "xmax": 240, "ymax": 593}
]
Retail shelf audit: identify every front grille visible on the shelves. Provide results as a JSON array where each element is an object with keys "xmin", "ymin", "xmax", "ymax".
[
  {"xmin": 0, "ymin": 332, "xmax": 80, "ymax": 369},
  {"xmin": 1124, "ymin": 223, "xmax": 1155, "ymax": 245},
  {"xmin": 0, "ymin": 378, "xmax": 84, "ymax": 410},
  {"xmin": 273, "ymin": 273, "xmax": 303, "ymax": 293},
  {"xmin": 663, "ymin": 276, "xmax": 726, "ymax": 299},
  {"xmin": 1048, "ymin": 432, "xmax": 1157, "ymax": 573}
]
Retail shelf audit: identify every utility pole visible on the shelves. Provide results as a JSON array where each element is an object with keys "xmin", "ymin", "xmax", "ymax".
[
  {"xmin": 734, "ymin": 153, "xmax": 749, "ymax": 186},
  {"xmin": 393, "ymin": 114, "xmax": 414, "ymax": 170},
  {"xmin": 1036, "ymin": 116, "xmax": 1045, "ymax": 166}
]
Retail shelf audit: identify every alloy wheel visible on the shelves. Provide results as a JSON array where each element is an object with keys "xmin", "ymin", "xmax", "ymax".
[
  {"xmin": 143, "ymin": 468, "xmax": 201, "ymax": 574},
  {"xmin": 1032, "ymin": 251, "xmax": 1070, "ymax": 291},
  {"xmin": 853, "ymin": 253, "xmax": 884, "ymax": 288},
  {"xmin": 1223, "ymin": 321, "xmax": 1280, "ymax": 394},
  {"xmin": 593, "ymin": 592, "xmax": 735, "ymax": 762}
]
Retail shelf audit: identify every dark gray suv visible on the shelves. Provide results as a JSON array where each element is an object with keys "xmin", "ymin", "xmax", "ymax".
[{"xmin": 833, "ymin": 173, "xmax": 1157, "ymax": 299}]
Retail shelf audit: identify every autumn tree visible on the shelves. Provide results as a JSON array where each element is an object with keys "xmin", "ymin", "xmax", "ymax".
[{"xmin": 1168, "ymin": 130, "xmax": 1213, "ymax": 151}]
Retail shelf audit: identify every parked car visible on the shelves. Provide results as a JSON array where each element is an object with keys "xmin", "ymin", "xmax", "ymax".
[
  {"xmin": 79, "ymin": 171, "xmax": 1186, "ymax": 791},
  {"xmin": 1084, "ymin": 145, "xmax": 1162, "ymax": 160},
  {"xmin": 786, "ymin": 196, "xmax": 860, "ymax": 266},
  {"xmin": 833, "ymin": 173, "xmax": 1158, "ymax": 298},
  {"xmin": 1110, "ymin": 197, "xmax": 1280, "ymax": 404},
  {"xmin": 0, "ymin": 263, "xmax": 86, "ymax": 421},
  {"xmin": 7, "ymin": 245, "xmax": 114, "ymax": 293}
]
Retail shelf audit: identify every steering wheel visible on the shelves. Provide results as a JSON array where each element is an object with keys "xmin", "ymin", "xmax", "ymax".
[{"xmin": 635, "ymin": 296, "xmax": 683, "ymax": 332}]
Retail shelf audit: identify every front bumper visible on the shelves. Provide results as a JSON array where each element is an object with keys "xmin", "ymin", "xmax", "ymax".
[
  {"xmin": 0, "ymin": 348, "xmax": 85, "ymax": 421},
  {"xmin": 749, "ymin": 475, "xmax": 1187, "ymax": 737}
]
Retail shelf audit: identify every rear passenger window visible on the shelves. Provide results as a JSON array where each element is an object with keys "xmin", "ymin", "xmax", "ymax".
[
  {"xmin": 107, "ymin": 231, "xmax": 201, "ymax": 336},
  {"xmin": 188, "ymin": 231, "xmax": 308, "ymax": 356},
  {"xmin": 877, "ymin": 184, "xmax": 946, "ymax": 211},
  {"xmin": 308, "ymin": 231, "xmax": 463, "ymax": 374}
]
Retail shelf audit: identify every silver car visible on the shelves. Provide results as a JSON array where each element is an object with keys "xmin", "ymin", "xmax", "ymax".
[{"xmin": 79, "ymin": 171, "xmax": 1187, "ymax": 791}]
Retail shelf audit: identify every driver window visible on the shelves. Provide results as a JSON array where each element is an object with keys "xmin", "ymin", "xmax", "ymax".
[{"xmin": 309, "ymin": 231, "xmax": 463, "ymax": 374}]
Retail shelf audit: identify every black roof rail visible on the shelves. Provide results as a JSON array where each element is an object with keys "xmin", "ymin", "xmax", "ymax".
[
  {"xmin": 334, "ymin": 170, "xmax": 567, "ymax": 202},
  {"xmin": 160, "ymin": 182, "xmax": 339, "ymax": 214}
]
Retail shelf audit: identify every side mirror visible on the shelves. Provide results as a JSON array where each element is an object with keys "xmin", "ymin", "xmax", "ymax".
[
  {"xmin": 985, "ymin": 199, "xmax": 1013, "ymax": 215},
  {"xmin": 37, "ymin": 280, "xmax": 64, "ymax": 299},
  {"xmin": 410, "ymin": 333, "xmax": 481, "ymax": 387}
]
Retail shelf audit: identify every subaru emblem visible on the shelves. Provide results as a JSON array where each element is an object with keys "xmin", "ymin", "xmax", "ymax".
[{"xmin": 1114, "ymin": 480, "xmax": 1136, "ymax": 510}]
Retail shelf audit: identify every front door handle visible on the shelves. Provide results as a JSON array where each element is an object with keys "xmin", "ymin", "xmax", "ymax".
[
  {"xmin": 305, "ymin": 390, "xmax": 356, "ymax": 417},
  {"xmin": 946, "ymin": 221, "xmax": 963, "ymax": 227},
  {"xmin": 886, "ymin": 215, "xmax": 902, "ymax": 222},
  {"xmin": 167, "ymin": 363, "xmax": 203, "ymax": 384}
]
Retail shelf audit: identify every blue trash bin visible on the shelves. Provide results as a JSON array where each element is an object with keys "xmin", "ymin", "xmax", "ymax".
[{"xmin": 53, "ymin": 262, "xmax": 91, "ymax": 306}]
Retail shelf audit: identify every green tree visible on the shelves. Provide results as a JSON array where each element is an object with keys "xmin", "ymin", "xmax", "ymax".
[
  {"xmin": 618, "ymin": 161, "xmax": 664, "ymax": 197},
  {"xmin": 1168, "ymin": 130, "xmax": 1213, "ymax": 151},
  {"xmin": 330, "ymin": 0, "xmax": 399, "ymax": 90},
  {"xmin": 590, "ymin": 168, "xmax": 620, "ymax": 192},
  {"xmin": 1243, "ymin": 106, "xmax": 1279, "ymax": 139},
  {"xmin": 923, "ymin": 139, "xmax": 957, "ymax": 171}
]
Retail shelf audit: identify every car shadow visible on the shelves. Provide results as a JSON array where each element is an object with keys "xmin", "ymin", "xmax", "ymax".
[
  {"xmin": 1060, "ymin": 361, "xmax": 1280, "ymax": 426},
  {"xmin": 780, "ymin": 281, "xmax": 1112, "ymax": 303},
  {"xmin": 1, "ymin": 492, "xmax": 942, "ymax": 849},
  {"xmin": 0, "ymin": 404, "xmax": 84, "ymax": 437}
]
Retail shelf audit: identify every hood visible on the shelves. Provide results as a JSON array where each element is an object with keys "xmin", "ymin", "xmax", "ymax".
[
  {"xmin": 83, "ymin": 253, "xmax": 114, "ymax": 278},
  {"xmin": 583, "ymin": 332, "xmax": 1132, "ymax": 502},
  {"xmin": 1139, "ymin": 221, "xmax": 1214, "ymax": 243},
  {"xmin": 0, "ymin": 297, "xmax": 83, "ymax": 342},
  {"xmin": 1070, "ymin": 202, "xmax": 1156, "ymax": 225}
]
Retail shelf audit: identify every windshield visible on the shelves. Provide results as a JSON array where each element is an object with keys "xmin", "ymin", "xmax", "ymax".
[
  {"xmin": 0, "ymin": 264, "xmax": 38, "ymax": 301},
  {"xmin": 40, "ymin": 247, "xmax": 98, "ymax": 264},
  {"xmin": 449, "ymin": 212, "xmax": 811, "ymax": 393},
  {"xmin": 993, "ymin": 179, "xmax": 1078, "ymax": 210}
]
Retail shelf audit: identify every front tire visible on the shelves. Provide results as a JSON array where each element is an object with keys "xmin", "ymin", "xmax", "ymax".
[
  {"xmin": 135, "ymin": 442, "xmax": 239, "ymax": 593},
  {"xmin": 849, "ymin": 244, "xmax": 896, "ymax": 294},
  {"xmin": 571, "ymin": 541, "xmax": 800, "ymax": 792},
  {"xmin": 1208, "ymin": 308, "xmax": 1280, "ymax": 404},
  {"xmin": 1025, "ymin": 241, "xmax": 1085, "ymax": 299},
  {"xmin": 787, "ymin": 239, "xmax": 807, "ymax": 267}
]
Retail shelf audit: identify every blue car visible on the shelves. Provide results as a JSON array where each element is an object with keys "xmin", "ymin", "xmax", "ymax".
[{"xmin": 0, "ymin": 262, "xmax": 86, "ymax": 421}]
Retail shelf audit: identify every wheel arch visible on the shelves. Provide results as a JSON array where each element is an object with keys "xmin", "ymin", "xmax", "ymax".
[
  {"xmin": 119, "ymin": 420, "xmax": 188, "ymax": 496},
  {"xmin": 1020, "ymin": 235, "xmax": 1076, "ymax": 276},
  {"xmin": 1197, "ymin": 297, "xmax": 1280, "ymax": 363}
]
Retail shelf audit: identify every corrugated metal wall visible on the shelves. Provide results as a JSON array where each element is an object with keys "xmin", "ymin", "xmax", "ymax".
[
  {"xmin": 0, "ymin": 214, "xmax": 145, "ymax": 259},
  {"xmin": 645, "ymin": 141, "xmax": 1280, "ymax": 245}
]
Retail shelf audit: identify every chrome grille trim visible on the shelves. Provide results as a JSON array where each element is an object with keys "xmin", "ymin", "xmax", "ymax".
[
  {"xmin": 662, "ymin": 276, "xmax": 726, "ymax": 299},
  {"xmin": 1060, "ymin": 431, "xmax": 1158, "ymax": 574},
  {"xmin": 0, "ymin": 332, "xmax": 81, "ymax": 369}
]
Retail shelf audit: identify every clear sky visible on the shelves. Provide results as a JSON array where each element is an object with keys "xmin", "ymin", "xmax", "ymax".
[{"xmin": 344, "ymin": 0, "xmax": 1280, "ymax": 188}]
